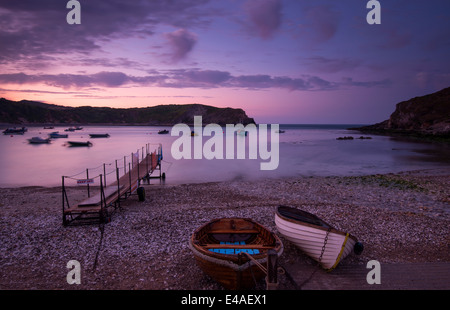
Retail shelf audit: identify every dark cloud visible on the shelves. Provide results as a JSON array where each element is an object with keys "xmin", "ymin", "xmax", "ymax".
[
  {"xmin": 0, "ymin": 0, "xmax": 211, "ymax": 65},
  {"xmin": 378, "ymin": 29, "xmax": 412, "ymax": 49},
  {"xmin": 304, "ymin": 56, "xmax": 362, "ymax": 73},
  {"xmin": 341, "ymin": 77, "xmax": 391, "ymax": 88},
  {"xmin": 0, "ymin": 70, "xmax": 389, "ymax": 92},
  {"xmin": 244, "ymin": 0, "xmax": 282, "ymax": 39},
  {"xmin": 296, "ymin": 5, "xmax": 340, "ymax": 45},
  {"xmin": 164, "ymin": 29, "xmax": 198, "ymax": 63}
]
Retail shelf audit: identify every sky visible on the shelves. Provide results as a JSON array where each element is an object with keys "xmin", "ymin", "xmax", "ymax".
[{"xmin": 0, "ymin": 0, "xmax": 449, "ymax": 124}]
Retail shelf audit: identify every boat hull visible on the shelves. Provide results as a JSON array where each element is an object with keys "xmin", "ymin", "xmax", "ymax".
[
  {"xmin": 49, "ymin": 132, "xmax": 68, "ymax": 138},
  {"xmin": 3, "ymin": 127, "xmax": 27, "ymax": 135},
  {"xmin": 275, "ymin": 206, "xmax": 361, "ymax": 270},
  {"xmin": 89, "ymin": 134, "xmax": 110, "ymax": 138},
  {"xmin": 189, "ymin": 243, "xmax": 268, "ymax": 290},
  {"xmin": 28, "ymin": 137, "xmax": 51, "ymax": 144},
  {"xmin": 189, "ymin": 218, "xmax": 283, "ymax": 290},
  {"xmin": 67, "ymin": 141, "xmax": 92, "ymax": 147}
]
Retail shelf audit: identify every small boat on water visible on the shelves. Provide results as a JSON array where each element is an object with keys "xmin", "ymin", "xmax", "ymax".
[
  {"xmin": 158, "ymin": 129, "xmax": 169, "ymax": 134},
  {"xmin": 43, "ymin": 126, "xmax": 54, "ymax": 129},
  {"xmin": 275, "ymin": 206, "xmax": 363, "ymax": 271},
  {"xmin": 65, "ymin": 127, "xmax": 76, "ymax": 132},
  {"xmin": 28, "ymin": 137, "xmax": 51, "ymax": 144},
  {"xmin": 189, "ymin": 218, "xmax": 283, "ymax": 290},
  {"xmin": 276, "ymin": 130, "xmax": 285, "ymax": 133},
  {"xmin": 67, "ymin": 141, "xmax": 92, "ymax": 147},
  {"xmin": 89, "ymin": 133, "xmax": 110, "ymax": 138},
  {"xmin": 3, "ymin": 127, "xmax": 27, "ymax": 135},
  {"xmin": 49, "ymin": 131, "xmax": 68, "ymax": 138}
]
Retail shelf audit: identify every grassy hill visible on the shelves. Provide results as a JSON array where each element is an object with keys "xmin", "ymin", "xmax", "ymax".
[{"xmin": 0, "ymin": 98, "xmax": 255, "ymax": 126}]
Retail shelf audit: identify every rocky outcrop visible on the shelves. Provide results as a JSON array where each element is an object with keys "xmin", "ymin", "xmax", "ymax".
[
  {"xmin": 0, "ymin": 99, "xmax": 255, "ymax": 126},
  {"xmin": 357, "ymin": 87, "xmax": 450, "ymax": 138}
]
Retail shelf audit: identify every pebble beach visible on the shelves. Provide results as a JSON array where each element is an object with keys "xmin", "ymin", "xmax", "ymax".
[{"xmin": 0, "ymin": 168, "xmax": 449, "ymax": 290}]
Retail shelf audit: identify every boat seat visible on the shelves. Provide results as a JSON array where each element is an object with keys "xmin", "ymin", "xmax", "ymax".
[
  {"xmin": 209, "ymin": 249, "xmax": 260, "ymax": 255},
  {"xmin": 207, "ymin": 241, "xmax": 260, "ymax": 255}
]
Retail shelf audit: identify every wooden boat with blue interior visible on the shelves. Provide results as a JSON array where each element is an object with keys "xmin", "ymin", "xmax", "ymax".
[{"xmin": 189, "ymin": 217, "xmax": 283, "ymax": 289}]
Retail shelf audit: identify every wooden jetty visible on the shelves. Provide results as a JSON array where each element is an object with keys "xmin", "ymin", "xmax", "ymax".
[{"xmin": 62, "ymin": 144, "xmax": 163, "ymax": 226}]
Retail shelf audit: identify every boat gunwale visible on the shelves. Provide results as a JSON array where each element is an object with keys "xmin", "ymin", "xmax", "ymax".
[{"xmin": 275, "ymin": 206, "xmax": 358, "ymax": 243}]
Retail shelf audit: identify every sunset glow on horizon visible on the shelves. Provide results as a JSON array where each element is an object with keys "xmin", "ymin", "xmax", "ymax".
[{"xmin": 1, "ymin": 0, "xmax": 449, "ymax": 124}]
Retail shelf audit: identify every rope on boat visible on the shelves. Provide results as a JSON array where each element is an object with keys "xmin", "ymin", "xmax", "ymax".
[
  {"xmin": 243, "ymin": 252, "xmax": 267, "ymax": 274},
  {"xmin": 297, "ymin": 227, "xmax": 332, "ymax": 289}
]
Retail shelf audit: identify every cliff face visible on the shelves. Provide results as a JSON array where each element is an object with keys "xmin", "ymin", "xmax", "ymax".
[
  {"xmin": 358, "ymin": 87, "xmax": 450, "ymax": 137},
  {"xmin": 0, "ymin": 99, "xmax": 255, "ymax": 126}
]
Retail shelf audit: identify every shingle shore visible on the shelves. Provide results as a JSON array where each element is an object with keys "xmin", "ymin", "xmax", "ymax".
[{"xmin": 0, "ymin": 169, "xmax": 448, "ymax": 289}]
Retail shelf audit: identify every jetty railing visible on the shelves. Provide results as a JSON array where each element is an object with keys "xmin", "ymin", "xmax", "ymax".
[{"xmin": 62, "ymin": 143, "xmax": 163, "ymax": 226}]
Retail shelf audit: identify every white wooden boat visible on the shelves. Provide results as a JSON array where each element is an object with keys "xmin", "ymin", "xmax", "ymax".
[{"xmin": 275, "ymin": 206, "xmax": 363, "ymax": 271}]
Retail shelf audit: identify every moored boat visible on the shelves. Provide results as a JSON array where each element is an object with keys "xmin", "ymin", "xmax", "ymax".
[
  {"xmin": 89, "ymin": 133, "xmax": 110, "ymax": 138},
  {"xmin": 28, "ymin": 137, "xmax": 51, "ymax": 144},
  {"xmin": 158, "ymin": 129, "xmax": 169, "ymax": 134},
  {"xmin": 3, "ymin": 127, "xmax": 27, "ymax": 135},
  {"xmin": 275, "ymin": 206, "xmax": 363, "ymax": 271},
  {"xmin": 49, "ymin": 131, "xmax": 68, "ymax": 138},
  {"xmin": 189, "ymin": 218, "xmax": 283, "ymax": 289},
  {"xmin": 67, "ymin": 141, "xmax": 92, "ymax": 147}
]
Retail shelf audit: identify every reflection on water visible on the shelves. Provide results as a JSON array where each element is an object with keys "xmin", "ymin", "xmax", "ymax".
[{"xmin": 0, "ymin": 124, "xmax": 449, "ymax": 187}]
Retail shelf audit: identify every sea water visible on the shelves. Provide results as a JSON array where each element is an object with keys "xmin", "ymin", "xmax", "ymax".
[{"xmin": 0, "ymin": 124, "xmax": 449, "ymax": 188}]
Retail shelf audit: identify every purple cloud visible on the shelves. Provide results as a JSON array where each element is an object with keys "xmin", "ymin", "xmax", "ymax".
[
  {"xmin": 297, "ymin": 5, "xmax": 340, "ymax": 45},
  {"xmin": 341, "ymin": 77, "xmax": 391, "ymax": 88},
  {"xmin": 164, "ymin": 29, "xmax": 198, "ymax": 63},
  {"xmin": 0, "ymin": 70, "xmax": 389, "ymax": 92},
  {"xmin": 244, "ymin": 0, "xmax": 282, "ymax": 39},
  {"xmin": 304, "ymin": 56, "xmax": 362, "ymax": 73},
  {"xmin": 0, "ymin": 1, "xmax": 210, "ymax": 65},
  {"xmin": 378, "ymin": 29, "xmax": 412, "ymax": 49}
]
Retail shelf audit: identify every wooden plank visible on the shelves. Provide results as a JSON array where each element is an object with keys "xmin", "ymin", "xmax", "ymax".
[
  {"xmin": 67, "ymin": 151, "xmax": 160, "ymax": 212},
  {"xmin": 208, "ymin": 229, "xmax": 259, "ymax": 234},
  {"xmin": 202, "ymin": 244, "xmax": 273, "ymax": 249},
  {"xmin": 64, "ymin": 205, "xmax": 101, "ymax": 213},
  {"xmin": 266, "ymin": 249, "xmax": 278, "ymax": 290},
  {"xmin": 78, "ymin": 186, "xmax": 122, "ymax": 207}
]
